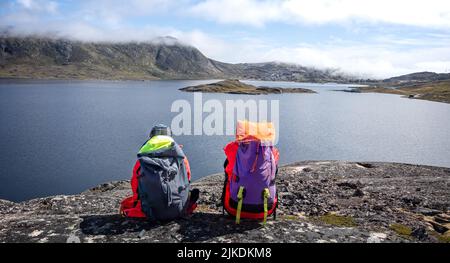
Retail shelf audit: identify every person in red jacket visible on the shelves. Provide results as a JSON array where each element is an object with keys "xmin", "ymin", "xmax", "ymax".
[{"xmin": 120, "ymin": 124, "xmax": 198, "ymax": 218}]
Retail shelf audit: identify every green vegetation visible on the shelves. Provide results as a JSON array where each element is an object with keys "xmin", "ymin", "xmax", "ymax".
[
  {"xmin": 398, "ymin": 80, "xmax": 450, "ymax": 103},
  {"xmin": 389, "ymin": 223, "xmax": 412, "ymax": 238},
  {"xmin": 279, "ymin": 214, "xmax": 304, "ymax": 221},
  {"xmin": 431, "ymin": 231, "xmax": 450, "ymax": 243},
  {"xmin": 312, "ymin": 214, "xmax": 357, "ymax": 227}
]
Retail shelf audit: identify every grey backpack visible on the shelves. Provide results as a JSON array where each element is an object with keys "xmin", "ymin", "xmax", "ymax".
[{"xmin": 137, "ymin": 136, "xmax": 190, "ymax": 221}]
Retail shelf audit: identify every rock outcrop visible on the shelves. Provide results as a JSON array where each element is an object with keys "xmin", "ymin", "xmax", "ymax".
[{"xmin": 0, "ymin": 161, "xmax": 449, "ymax": 243}]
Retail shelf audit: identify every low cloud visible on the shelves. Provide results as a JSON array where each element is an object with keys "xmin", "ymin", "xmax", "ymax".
[
  {"xmin": 184, "ymin": 33, "xmax": 450, "ymax": 78},
  {"xmin": 1, "ymin": 0, "xmax": 450, "ymax": 78}
]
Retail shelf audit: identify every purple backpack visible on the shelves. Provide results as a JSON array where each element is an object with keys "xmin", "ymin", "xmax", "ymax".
[{"xmin": 223, "ymin": 140, "xmax": 278, "ymax": 224}]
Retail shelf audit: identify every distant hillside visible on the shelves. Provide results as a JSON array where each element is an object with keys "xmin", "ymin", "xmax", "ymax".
[
  {"xmin": 0, "ymin": 36, "xmax": 350, "ymax": 82},
  {"xmin": 231, "ymin": 62, "xmax": 348, "ymax": 83},
  {"xmin": 383, "ymin": 71, "xmax": 450, "ymax": 83},
  {"xmin": 348, "ymin": 71, "xmax": 450, "ymax": 104}
]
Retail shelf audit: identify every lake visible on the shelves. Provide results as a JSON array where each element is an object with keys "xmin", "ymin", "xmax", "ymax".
[{"xmin": 1, "ymin": 79, "xmax": 450, "ymax": 201}]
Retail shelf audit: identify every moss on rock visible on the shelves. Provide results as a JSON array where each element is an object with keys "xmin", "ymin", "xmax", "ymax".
[
  {"xmin": 314, "ymin": 214, "xmax": 357, "ymax": 227},
  {"xmin": 389, "ymin": 223, "xmax": 413, "ymax": 238}
]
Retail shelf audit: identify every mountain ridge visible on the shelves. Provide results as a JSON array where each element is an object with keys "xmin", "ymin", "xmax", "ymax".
[
  {"xmin": 1, "ymin": 36, "xmax": 449, "ymax": 83},
  {"xmin": 0, "ymin": 36, "xmax": 349, "ymax": 82},
  {"xmin": 383, "ymin": 71, "xmax": 450, "ymax": 83}
]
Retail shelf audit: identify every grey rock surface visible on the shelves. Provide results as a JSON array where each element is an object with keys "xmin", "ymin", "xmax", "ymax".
[{"xmin": 0, "ymin": 161, "xmax": 449, "ymax": 243}]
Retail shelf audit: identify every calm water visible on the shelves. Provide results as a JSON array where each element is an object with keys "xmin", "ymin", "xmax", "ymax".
[{"xmin": 1, "ymin": 79, "xmax": 450, "ymax": 201}]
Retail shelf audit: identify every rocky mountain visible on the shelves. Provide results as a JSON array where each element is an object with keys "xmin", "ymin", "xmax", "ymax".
[
  {"xmin": 0, "ymin": 36, "xmax": 349, "ymax": 82},
  {"xmin": 0, "ymin": 36, "xmax": 230, "ymax": 80}
]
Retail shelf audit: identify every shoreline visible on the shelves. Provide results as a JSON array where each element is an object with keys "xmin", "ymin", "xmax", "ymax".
[
  {"xmin": 335, "ymin": 80, "xmax": 450, "ymax": 104},
  {"xmin": 4, "ymin": 77, "xmax": 448, "ymax": 104},
  {"xmin": 1, "ymin": 160, "xmax": 448, "ymax": 243}
]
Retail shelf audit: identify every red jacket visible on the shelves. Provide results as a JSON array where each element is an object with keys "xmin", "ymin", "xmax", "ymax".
[{"xmin": 120, "ymin": 157, "xmax": 191, "ymax": 218}]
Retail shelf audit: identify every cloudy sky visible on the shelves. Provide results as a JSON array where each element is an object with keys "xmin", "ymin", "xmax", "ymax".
[{"xmin": 1, "ymin": 0, "xmax": 450, "ymax": 78}]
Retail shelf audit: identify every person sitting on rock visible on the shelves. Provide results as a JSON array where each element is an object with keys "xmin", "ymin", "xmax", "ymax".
[{"xmin": 120, "ymin": 124, "xmax": 199, "ymax": 220}]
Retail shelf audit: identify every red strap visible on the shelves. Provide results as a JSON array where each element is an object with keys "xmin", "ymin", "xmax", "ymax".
[
  {"xmin": 250, "ymin": 141, "xmax": 260, "ymax": 173},
  {"xmin": 184, "ymin": 157, "xmax": 191, "ymax": 182},
  {"xmin": 186, "ymin": 202, "xmax": 197, "ymax": 215}
]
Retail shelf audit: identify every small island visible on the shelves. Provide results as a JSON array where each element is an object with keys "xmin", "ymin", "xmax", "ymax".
[{"xmin": 179, "ymin": 79, "xmax": 317, "ymax": 95}]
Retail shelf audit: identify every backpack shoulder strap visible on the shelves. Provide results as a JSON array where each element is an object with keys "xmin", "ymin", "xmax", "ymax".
[
  {"xmin": 235, "ymin": 186, "xmax": 245, "ymax": 224},
  {"xmin": 263, "ymin": 188, "xmax": 270, "ymax": 225}
]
